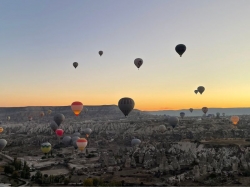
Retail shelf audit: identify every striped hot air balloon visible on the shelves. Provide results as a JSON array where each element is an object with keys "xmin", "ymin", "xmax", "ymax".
[
  {"xmin": 76, "ymin": 138, "xmax": 88, "ymax": 151},
  {"xmin": 71, "ymin": 101, "xmax": 83, "ymax": 116}
]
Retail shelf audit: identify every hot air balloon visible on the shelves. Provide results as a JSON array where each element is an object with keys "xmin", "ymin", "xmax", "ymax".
[
  {"xmin": 118, "ymin": 97, "xmax": 135, "ymax": 117},
  {"xmin": 134, "ymin": 58, "xmax": 143, "ymax": 69},
  {"xmin": 0, "ymin": 139, "xmax": 7, "ymax": 151},
  {"xmin": 84, "ymin": 128, "xmax": 92, "ymax": 138},
  {"xmin": 231, "ymin": 116, "xmax": 239, "ymax": 126},
  {"xmin": 62, "ymin": 136, "xmax": 72, "ymax": 146},
  {"xmin": 41, "ymin": 142, "xmax": 51, "ymax": 155},
  {"xmin": 71, "ymin": 101, "xmax": 83, "ymax": 116},
  {"xmin": 131, "ymin": 138, "xmax": 141, "ymax": 146},
  {"xmin": 54, "ymin": 114, "xmax": 65, "ymax": 126},
  {"xmin": 175, "ymin": 44, "xmax": 186, "ymax": 57},
  {"xmin": 0, "ymin": 127, "xmax": 3, "ymax": 133},
  {"xmin": 73, "ymin": 62, "xmax": 78, "ymax": 68},
  {"xmin": 216, "ymin": 112, "xmax": 220, "ymax": 118},
  {"xmin": 159, "ymin": 125, "xmax": 167, "ymax": 133},
  {"xmin": 40, "ymin": 112, "xmax": 45, "ymax": 117},
  {"xmin": 99, "ymin": 51, "xmax": 103, "ymax": 56},
  {"xmin": 72, "ymin": 136, "xmax": 80, "ymax": 149},
  {"xmin": 168, "ymin": 116, "xmax": 179, "ymax": 128},
  {"xmin": 7, "ymin": 116, "xmax": 10, "ymax": 120},
  {"xmin": 72, "ymin": 132, "xmax": 81, "ymax": 137},
  {"xmin": 47, "ymin": 110, "xmax": 52, "ymax": 115},
  {"xmin": 55, "ymin": 129, "xmax": 64, "ymax": 137},
  {"xmin": 28, "ymin": 116, "xmax": 32, "ymax": 121},
  {"xmin": 180, "ymin": 112, "xmax": 185, "ymax": 119},
  {"xmin": 189, "ymin": 108, "xmax": 193, "ymax": 113},
  {"xmin": 202, "ymin": 107, "xmax": 208, "ymax": 114},
  {"xmin": 194, "ymin": 90, "xmax": 198, "ymax": 94},
  {"xmin": 50, "ymin": 122, "xmax": 58, "ymax": 132},
  {"xmin": 197, "ymin": 86, "xmax": 205, "ymax": 94},
  {"xmin": 76, "ymin": 138, "xmax": 88, "ymax": 151},
  {"xmin": 84, "ymin": 107, "xmax": 88, "ymax": 113}
]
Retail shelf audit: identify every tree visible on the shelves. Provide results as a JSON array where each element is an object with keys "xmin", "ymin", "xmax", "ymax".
[
  {"xmin": 83, "ymin": 178, "xmax": 93, "ymax": 186},
  {"xmin": 12, "ymin": 171, "xmax": 19, "ymax": 179},
  {"xmin": 93, "ymin": 178, "xmax": 99, "ymax": 186},
  {"xmin": 64, "ymin": 178, "xmax": 70, "ymax": 185}
]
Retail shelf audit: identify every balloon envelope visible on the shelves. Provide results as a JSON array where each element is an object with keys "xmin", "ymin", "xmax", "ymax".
[
  {"xmin": 0, "ymin": 127, "xmax": 3, "ymax": 133},
  {"xmin": 231, "ymin": 116, "xmax": 239, "ymax": 125},
  {"xmin": 197, "ymin": 86, "xmax": 205, "ymax": 94},
  {"xmin": 194, "ymin": 90, "xmax": 198, "ymax": 94},
  {"xmin": 54, "ymin": 114, "xmax": 65, "ymax": 126},
  {"xmin": 175, "ymin": 44, "xmax": 186, "ymax": 57},
  {"xmin": 71, "ymin": 101, "xmax": 83, "ymax": 116},
  {"xmin": 84, "ymin": 128, "xmax": 92, "ymax": 137},
  {"xmin": 50, "ymin": 122, "xmax": 58, "ymax": 132},
  {"xmin": 99, "ymin": 51, "xmax": 103, "ymax": 56},
  {"xmin": 180, "ymin": 112, "xmax": 185, "ymax": 119},
  {"xmin": 202, "ymin": 107, "xmax": 208, "ymax": 114},
  {"xmin": 159, "ymin": 125, "xmax": 167, "ymax": 133},
  {"xmin": 189, "ymin": 108, "xmax": 193, "ymax": 113},
  {"xmin": 40, "ymin": 112, "xmax": 45, "ymax": 117},
  {"xmin": 55, "ymin": 129, "xmax": 64, "ymax": 137},
  {"xmin": 134, "ymin": 58, "xmax": 143, "ymax": 69},
  {"xmin": 131, "ymin": 138, "xmax": 141, "ymax": 146},
  {"xmin": 41, "ymin": 142, "xmax": 51, "ymax": 154},
  {"xmin": 62, "ymin": 136, "xmax": 72, "ymax": 146},
  {"xmin": 118, "ymin": 97, "xmax": 135, "ymax": 117},
  {"xmin": 76, "ymin": 138, "xmax": 88, "ymax": 151},
  {"xmin": 72, "ymin": 132, "xmax": 81, "ymax": 137},
  {"xmin": 0, "ymin": 139, "xmax": 7, "ymax": 151},
  {"xmin": 73, "ymin": 62, "xmax": 78, "ymax": 68},
  {"xmin": 168, "ymin": 117, "xmax": 179, "ymax": 128}
]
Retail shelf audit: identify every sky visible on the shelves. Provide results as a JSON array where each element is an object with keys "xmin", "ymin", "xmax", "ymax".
[{"xmin": 0, "ymin": 0, "xmax": 250, "ymax": 111}]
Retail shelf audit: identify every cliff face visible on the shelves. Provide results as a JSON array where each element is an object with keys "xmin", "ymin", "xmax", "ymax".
[{"xmin": 0, "ymin": 105, "xmax": 152, "ymax": 122}]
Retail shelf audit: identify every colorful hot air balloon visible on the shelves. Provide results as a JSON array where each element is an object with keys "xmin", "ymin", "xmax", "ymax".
[
  {"xmin": 189, "ymin": 108, "xmax": 193, "ymax": 113},
  {"xmin": 71, "ymin": 101, "xmax": 83, "ymax": 116},
  {"xmin": 0, "ymin": 127, "xmax": 3, "ymax": 133},
  {"xmin": 134, "ymin": 58, "xmax": 143, "ymax": 69},
  {"xmin": 99, "ymin": 51, "xmax": 103, "ymax": 56},
  {"xmin": 73, "ymin": 62, "xmax": 78, "ymax": 68},
  {"xmin": 40, "ymin": 112, "xmax": 45, "ymax": 117},
  {"xmin": 180, "ymin": 112, "xmax": 185, "ymax": 119},
  {"xmin": 175, "ymin": 44, "xmax": 186, "ymax": 57},
  {"xmin": 76, "ymin": 138, "xmax": 88, "ymax": 151},
  {"xmin": 118, "ymin": 97, "xmax": 135, "ymax": 117},
  {"xmin": 231, "ymin": 116, "xmax": 239, "ymax": 125},
  {"xmin": 202, "ymin": 107, "xmax": 208, "ymax": 114},
  {"xmin": 41, "ymin": 142, "xmax": 51, "ymax": 154},
  {"xmin": 197, "ymin": 86, "xmax": 205, "ymax": 94},
  {"xmin": 55, "ymin": 129, "xmax": 64, "ymax": 137}
]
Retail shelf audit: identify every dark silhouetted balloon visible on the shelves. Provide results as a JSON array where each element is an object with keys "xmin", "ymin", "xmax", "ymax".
[
  {"xmin": 0, "ymin": 139, "xmax": 7, "ymax": 151},
  {"xmin": 53, "ymin": 113, "xmax": 65, "ymax": 126},
  {"xmin": 168, "ymin": 116, "xmax": 179, "ymax": 128},
  {"xmin": 189, "ymin": 108, "xmax": 193, "ymax": 113},
  {"xmin": 180, "ymin": 112, "xmax": 185, "ymax": 119},
  {"xmin": 50, "ymin": 121, "xmax": 58, "ymax": 132},
  {"xmin": 197, "ymin": 86, "xmax": 205, "ymax": 94},
  {"xmin": 73, "ymin": 62, "xmax": 78, "ymax": 68},
  {"xmin": 118, "ymin": 97, "xmax": 135, "ymax": 117},
  {"xmin": 194, "ymin": 90, "xmax": 198, "ymax": 94},
  {"xmin": 99, "ymin": 51, "xmax": 103, "ymax": 56},
  {"xmin": 202, "ymin": 107, "xmax": 208, "ymax": 114},
  {"xmin": 134, "ymin": 58, "xmax": 143, "ymax": 69},
  {"xmin": 175, "ymin": 44, "xmax": 186, "ymax": 57},
  {"xmin": 131, "ymin": 138, "xmax": 141, "ymax": 146}
]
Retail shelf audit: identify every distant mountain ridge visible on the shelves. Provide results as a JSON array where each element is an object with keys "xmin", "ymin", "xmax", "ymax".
[{"xmin": 145, "ymin": 108, "xmax": 250, "ymax": 116}]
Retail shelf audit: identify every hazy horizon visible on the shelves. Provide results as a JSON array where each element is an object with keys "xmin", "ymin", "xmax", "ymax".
[{"xmin": 1, "ymin": 0, "xmax": 250, "ymax": 110}]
